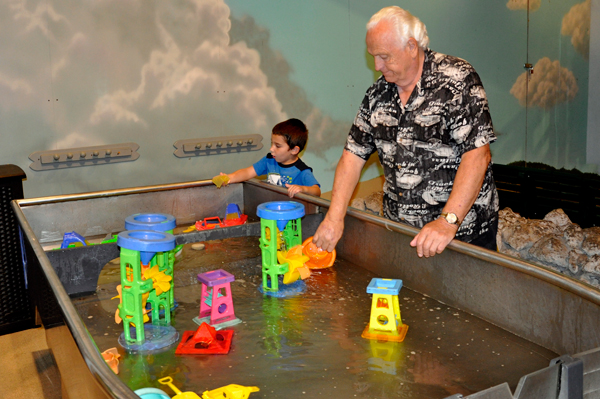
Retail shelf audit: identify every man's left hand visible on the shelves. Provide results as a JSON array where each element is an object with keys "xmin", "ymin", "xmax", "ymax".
[{"xmin": 409, "ymin": 218, "xmax": 458, "ymax": 257}]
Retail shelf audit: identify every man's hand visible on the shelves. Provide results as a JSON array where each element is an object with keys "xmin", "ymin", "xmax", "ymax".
[
  {"xmin": 409, "ymin": 144, "xmax": 491, "ymax": 257},
  {"xmin": 312, "ymin": 217, "xmax": 344, "ymax": 253},
  {"xmin": 312, "ymin": 150, "xmax": 366, "ymax": 253},
  {"xmin": 409, "ymin": 218, "xmax": 458, "ymax": 257}
]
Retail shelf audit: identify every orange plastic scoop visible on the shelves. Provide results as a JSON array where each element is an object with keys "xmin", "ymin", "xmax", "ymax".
[{"xmin": 301, "ymin": 236, "xmax": 336, "ymax": 269}]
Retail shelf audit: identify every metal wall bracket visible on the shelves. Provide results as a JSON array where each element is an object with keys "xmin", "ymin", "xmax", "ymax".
[
  {"xmin": 173, "ymin": 134, "xmax": 264, "ymax": 158},
  {"xmin": 29, "ymin": 142, "xmax": 140, "ymax": 171}
]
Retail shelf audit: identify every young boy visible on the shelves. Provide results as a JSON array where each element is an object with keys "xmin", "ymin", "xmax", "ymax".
[{"xmin": 213, "ymin": 118, "xmax": 321, "ymax": 198}]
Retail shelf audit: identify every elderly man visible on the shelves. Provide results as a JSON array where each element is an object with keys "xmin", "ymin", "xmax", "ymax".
[{"xmin": 313, "ymin": 6, "xmax": 499, "ymax": 257}]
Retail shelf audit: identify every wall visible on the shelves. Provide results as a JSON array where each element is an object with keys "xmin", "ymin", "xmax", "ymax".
[
  {"xmin": 0, "ymin": 0, "xmax": 593, "ymax": 198},
  {"xmin": 588, "ymin": 0, "xmax": 600, "ymax": 164}
]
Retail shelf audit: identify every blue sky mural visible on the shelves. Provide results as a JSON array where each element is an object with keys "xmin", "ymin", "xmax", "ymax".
[{"xmin": 0, "ymin": 0, "xmax": 592, "ymax": 198}]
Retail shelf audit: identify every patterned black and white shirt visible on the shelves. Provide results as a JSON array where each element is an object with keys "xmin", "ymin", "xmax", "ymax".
[{"xmin": 345, "ymin": 48, "xmax": 499, "ymax": 243}]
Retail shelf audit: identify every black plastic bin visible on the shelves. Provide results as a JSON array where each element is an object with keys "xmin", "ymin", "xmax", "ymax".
[{"xmin": 0, "ymin": 164, "xmax": 35, "ymax": 335}]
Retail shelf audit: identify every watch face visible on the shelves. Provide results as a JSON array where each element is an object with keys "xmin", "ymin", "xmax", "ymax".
[{"xmin": 446, "ymin": 213, "xmax": 458, "ymax": 224}]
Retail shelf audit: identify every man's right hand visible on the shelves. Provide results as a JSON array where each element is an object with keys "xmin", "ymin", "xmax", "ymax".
[
  {"xmin": 312, "ymin": 217, "xmax": 344, "ymax": 253},
  {"xmin": 313, "ymin": 149, "xmax": 366, "ymax": 253}
]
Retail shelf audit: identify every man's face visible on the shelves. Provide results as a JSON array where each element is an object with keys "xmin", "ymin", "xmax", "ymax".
[
  {"xmin": 270, "ymin": 134, "xmax": 297, "ymax": 165},
  {"xmin": 366, "ymin": 20, "xmax": 418, "ymax": 88}
]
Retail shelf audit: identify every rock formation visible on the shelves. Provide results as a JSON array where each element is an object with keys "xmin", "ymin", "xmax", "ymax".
[{"xmin": 351, "ymin": 190, "xmax": 600, "ymax": 288}]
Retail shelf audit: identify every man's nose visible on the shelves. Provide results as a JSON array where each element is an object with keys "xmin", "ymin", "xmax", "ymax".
[{"xmin": 374, "ymin": 57, "xmax": 383, "ymax": 71}]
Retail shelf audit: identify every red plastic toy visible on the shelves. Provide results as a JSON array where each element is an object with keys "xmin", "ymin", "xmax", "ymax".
[
  {"xmin": 195, "ymin": 217, "xmax": 225, "ymax": 231},
  {"xmin": 222, "ymin": 203, "xmax": 248, "ymax": 227},
  {"xmin": 222, "ymin": 213, "xmax": 248, "ymax": 227},
  {"xmin": 175, "ymin": 322, "xmax": 233, "ymax": 355},
  {"xmin": 195, "ymin": 204, "xmax": 248, "ymax": 231}
]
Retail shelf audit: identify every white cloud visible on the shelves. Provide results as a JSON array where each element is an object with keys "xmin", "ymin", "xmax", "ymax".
[
  {"xmin": 506, "ymin": 0, "xmax": 541, "ymax": 11},
  {"xmin": 561, "ymin": 0, "xmax": 590, "ymax": 59},
  {"xmin": 88, "ymin": 0, "xmax": 286, "ymax": 132},
  {"xmin": 53, "ymin": 132, "xmax": 103, "ymax": 150},
  {"xmin": 9, "ymin": 0, "xmax": 69, "ymax": 39},
  {"xmin": 0, "ymin": 71, "xmax": 32, "ymax": 95},
  {"xmin": 2, "ymin": 0, "xmax": 287, "ymax": 149},
  {"xmin": 510, "ymin": 57, "xmax": 578, "ymax": 109},
  {"xmin": 91, "ymin": 92, "xmax": 146, "ymax": 125}
]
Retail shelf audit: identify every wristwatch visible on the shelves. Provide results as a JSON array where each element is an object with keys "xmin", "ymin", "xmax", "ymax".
[{"xmin": 441, "ymin": 212, "xmax": 461, "ymax": 227}]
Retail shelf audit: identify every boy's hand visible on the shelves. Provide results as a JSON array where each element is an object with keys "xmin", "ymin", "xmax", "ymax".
[
  {"xmin": 212, "ymin": 173, "xmax": 230, "ymax": 188},
  {"xmin": 285, "ymin": 183, "xmax": 303, "ymax": 198}
]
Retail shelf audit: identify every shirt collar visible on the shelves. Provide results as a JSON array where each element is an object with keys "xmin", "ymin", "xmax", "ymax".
[{"xmin": 420, "ymin": 48, "xmax": 435, "ymax": 89}]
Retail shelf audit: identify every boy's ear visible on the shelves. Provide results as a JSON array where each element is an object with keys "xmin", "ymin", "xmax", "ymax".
[{"xmin": 290, "ymin": 145, "xmax": 300, "ymax": 155}]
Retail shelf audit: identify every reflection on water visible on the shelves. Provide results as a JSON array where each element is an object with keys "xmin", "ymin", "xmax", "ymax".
[{"xmin": 73, "ymin": 236, "xmax": 557, "ymax": 398}]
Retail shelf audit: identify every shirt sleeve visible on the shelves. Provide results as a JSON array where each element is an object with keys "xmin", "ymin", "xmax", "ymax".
[
  {"xmin": 450, "ymin": 70, "xmax": 496, "ymax": 154},
  {"xmin": 344, "ymin": 88, "xmax": 378, "ymax": 161},
  {"xmin": 252, "ymin": 155, "xmax": 268, "ymax": 176},
  {"xmin": 298, "ymin": 169, "xmax": 320, "ymax": 187}
]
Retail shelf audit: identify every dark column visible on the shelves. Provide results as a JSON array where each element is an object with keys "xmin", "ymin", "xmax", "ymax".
[{"xmin": 0, "ymin": 164, "xmax": 35, "ymax": 335}]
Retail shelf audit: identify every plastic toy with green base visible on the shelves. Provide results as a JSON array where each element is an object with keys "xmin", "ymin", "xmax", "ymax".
[
  {"xmin": 124, "ymin": 213, "xmax": 181, "ymax": 313},
  {"xmin": 115, "ymin": 229, "xmax": 179, "ymax": 350},
  {"xmin": 257, "ymin": 201, "xmax": 310, "ymax": 292}
]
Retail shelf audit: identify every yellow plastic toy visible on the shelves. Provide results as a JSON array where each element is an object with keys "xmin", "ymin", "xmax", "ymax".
[
  {"xmin": 212, "ymin": 174, "xmax": 230, "ymax": 188},
  {"xmin": 143, "ymin": 265, "xmax": 172, "ymax": 296},
  {"xmin": 361, "ymin": 278, "xmax": 408, "ymax": 342},
  {"xmin": 112, "ymin": 285, "xmax": 150, "ymax": 325},
  {"xmin": 183, "ymin": 225, "xmax": 196, "ymax": 233},
  {"xmin": 277, "ymin": 245, "xmax": 311, "ymax": 284},
  {"xmin": 265, "ymin": 227, "xmax": 284, "ymax": 250},
  {"xmin": 158, "ymin": 376, "xmax": 202, "ymax": 399},
  {"xmin": 202, "ymin": 384, "xmax": 260, "ymax": 399}
]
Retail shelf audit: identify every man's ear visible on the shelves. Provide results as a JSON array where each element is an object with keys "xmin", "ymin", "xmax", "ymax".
[
  {"xmin": 290, "ymin": 145, "xmax": 301, "ymax": 155},
  {"xmin": 408, "ymin": 38, "xmax": 418, "ymax": 55}
]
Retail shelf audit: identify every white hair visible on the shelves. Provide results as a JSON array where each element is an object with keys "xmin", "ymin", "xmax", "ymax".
[{"xmin": 367, "ymin": 6, "xmax": 429, "ymax": 50}]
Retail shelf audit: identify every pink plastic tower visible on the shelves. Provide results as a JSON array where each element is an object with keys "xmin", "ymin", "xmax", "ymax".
[{"xmin": 195, "ymin": 269, "xmax": 241, "ymax": 329}]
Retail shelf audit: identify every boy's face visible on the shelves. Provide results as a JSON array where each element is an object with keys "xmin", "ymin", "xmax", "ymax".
[{"xmin": 270, "ymin": 133, "xmax": 299, "ymax": 165}]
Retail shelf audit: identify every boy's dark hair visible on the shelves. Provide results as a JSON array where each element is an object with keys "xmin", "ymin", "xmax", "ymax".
[{"xmin": 272, "ymin": 118, "xmax": 308, "ymax": 152}]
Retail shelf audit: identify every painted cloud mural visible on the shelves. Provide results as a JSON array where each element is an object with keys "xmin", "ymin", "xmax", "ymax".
[
  {"xmin": 87, "ymin": 1, "xmax": 288, "ymax": 136},
  {"xmin": 2, "ymin": 0, "xmax": 352, "ymax": 162},
  {"xmin": 3, "ymin": 0, "xmax": 289, "ymax": 151},
  {"xmin": 510, "ymin": 57, "xmax": 578, "ymax": 109},
  {"xmin": 561, "ymin": 0, "xmax": 590, "ymax": 59},
  {"xmin": 228, "ymin": 15, "xmax": 350, "ymax": 158}
]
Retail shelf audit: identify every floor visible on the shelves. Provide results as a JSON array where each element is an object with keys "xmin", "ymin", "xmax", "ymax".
[{"xmin": 0, "ymin": 327, "xmax": 62, "ymax": 399}]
